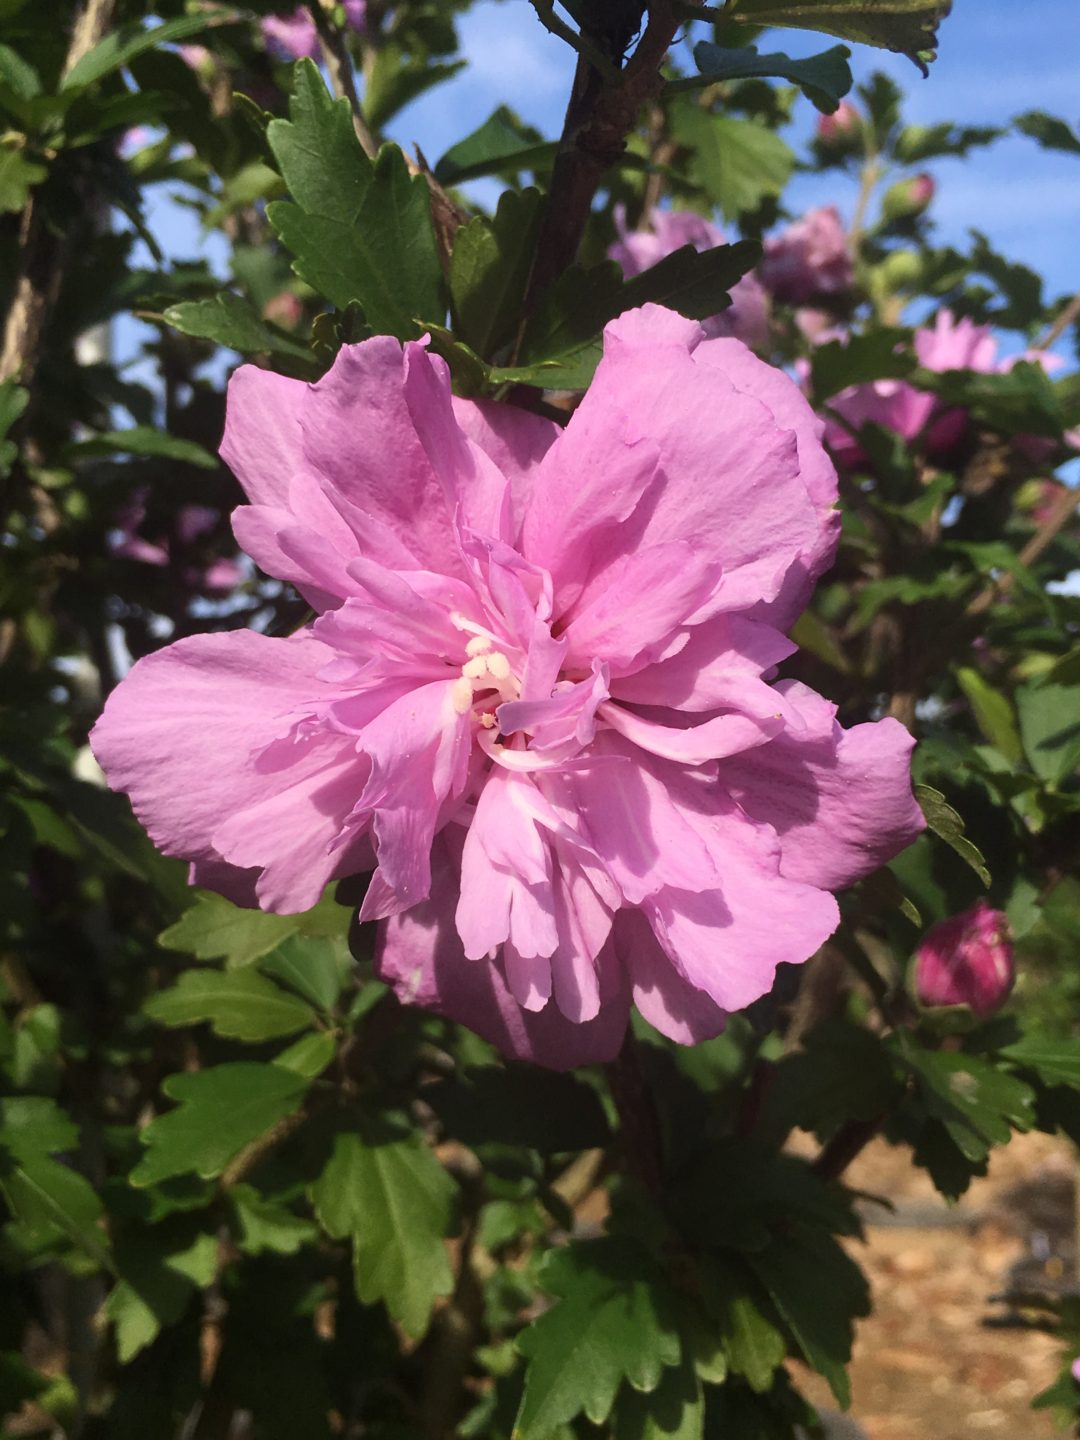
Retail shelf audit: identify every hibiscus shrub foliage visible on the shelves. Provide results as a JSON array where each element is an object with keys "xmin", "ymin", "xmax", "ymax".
[{"xmin": 4, "ymin": 0, "xmax": 1080, "ymax": 1436}]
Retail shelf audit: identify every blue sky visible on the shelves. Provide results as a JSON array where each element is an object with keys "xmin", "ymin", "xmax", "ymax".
[
  {"xmin": 132, "ymin": 0, "xmax": 1080, "ymax": 356},
  {"xmin": 399, "ymin": 0, "xmax": 1080, "ymax": 304}
]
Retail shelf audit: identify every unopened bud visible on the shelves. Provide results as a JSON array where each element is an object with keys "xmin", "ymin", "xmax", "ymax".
[
  {"xmin": 817, "ymin": 100, "xmax": 862, "ymax": 149},
  {"xmin": 263, "ymin": 292, "xmax": 303, "ymax": 329},
  {"xmin": 881, "ymin": 172, "xmax": 936, "ymax": 224},
  {"xmin": 914, "ymin": 900, "xmax": 1015, "ymax": 1017}
]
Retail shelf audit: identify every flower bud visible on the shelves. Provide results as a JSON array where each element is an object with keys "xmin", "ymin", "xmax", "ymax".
[
  {"xmin": 914, "ymin": 901, "xmax": 1015, "ymax": 1017},
  {"xmin": 816, "ymin": 100, "xmax": 862, "ymax": 150},
  {"xmin": 881, "ymin": 172, "xmax": 936, "ymax": 224},
  {"xmin": 263, "ymin": 292, "xmax": 303, "ymax": 330}
]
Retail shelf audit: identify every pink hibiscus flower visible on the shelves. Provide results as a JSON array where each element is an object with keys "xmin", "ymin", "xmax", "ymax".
[
  {"xmin": 91, "ymin": 306, "xmax": 923, "ymax": 1068},
  {"xmin": 825, "ymin": 310, "xmax": 999, "ymax": 467},
  {"xmin": 609, "ymin": 208, "xmax": 770, "ymax": 350}
]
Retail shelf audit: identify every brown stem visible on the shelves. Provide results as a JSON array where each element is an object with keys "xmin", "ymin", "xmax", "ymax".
[
  {"xmin": 812, "ymin": 1115, "xmax": 885, "ymax": 1182},
  {"xmin": 606, "ymin": 1030, "xmax": 664, "ymax": 1198},
  {"xmin": 0, "ymin": 0, "xmax": 116, "ymax": 388},
  {"xmin": 521, "ymin": 1, "xmax": 697, "ymax": 323},
  {"xmin": 1034, "ymin": 289, "xmax": 1080, "ymax": 352},
  {"xmin": 308, "ymin": 0, "xmax": 378, "ymax": 159}
]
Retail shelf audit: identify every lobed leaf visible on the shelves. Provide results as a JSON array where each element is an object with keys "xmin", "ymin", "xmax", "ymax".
[
  {"xmin": 311, "ymin": 1126, "xmax": 456, "ymax": 1338},
  {"xmin": 725, "ymin": 0, "xmax": 952, "ymax": 75}
]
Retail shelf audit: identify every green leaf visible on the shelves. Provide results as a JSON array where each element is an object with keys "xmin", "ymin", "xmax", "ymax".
[
  {"xmin": 515, "ymin": 1238, "xmax": 682, "ymax": 1436},
  {"xmin": 0, "ymin": 142, "xmax": 45, "ymax": 213},
  {"xmin": 266, "ymin": 61, "xmax": 442, "ymax": 337},
  {"xmin": 497, "ymin": 235, "xmax": 760, "ymax": 391},
  {"xmin": 1014, "ymin": 110, "xmax": 1080, "ymax": 158},
  {"xmin": 725, "ymin": 0, "xmax": 952, "ymax": 75},
  {"xmin": 915, "ymin": 785, "xmax": 991, "ymax": 887},
  {"xmin": 0, "ymin": 377, "xmax": 28, "ymax": 479},
  {"xmin": 505, "ymin": 259, "xmax": 623, "ymax": 390},
  {"xmin": 0, "ymin": 1159, "xmax": 111, "ymax": 1272},
  {"xmin": 228, "ymin": 1185, "xmax": 317, "ymax": 1257},
  {"xmin": 365, "ymin": 45, "xmax": 466, "ymax": 131},
  {"xmin": 621, "ymin": 240, "xmax": 762, "ymax": 317},
  {"xmin": 1000, "ymin": 1034, "xmax": 1080, "ymax": 1089},
  {"xmin": 68, "ymin": 427, "xmax": 217, "ymax": 469},
  {"xmin": 615, "ymin": 1348, "xmax": 703, "ymax": 1440},
  {"xmin": 130, "ymin": 1063, "xmax": 308, "ymax": 1186},
  {"xmin": 894, "ymin": 121, "xmax": 1000, "ymax": 162},
  {"xmin": 143, "ymin": 969, "xmax": 316, "ymax": 1042},
  {"xmin": 434, "ymin": 106, "xmax": 555, "ymax": 185},
  {"xmin": 311, "ymin": 1126, "xmax": 455, "ymax": 1338},
  {"xmin": 672, "ymin": 106, "xmax": 794, "ymax": 221},
  {"xmin": 0, "ymin": 1098, "xmax": 111, "ymax": 1271},
  {"xmin": 105, "ymin": 1230, "xmax": 218, "ymax": 1362},
  {"xmin": 449, "ymin": 188, "xmax": 543, "ymax": 360},
  {"xmin": 258, "ymin": 935, "xmax": 348, "ymax": 1013},
  {"xmin": 159, "ymin": 889, "xmax": 349, "ymax": 968},
  {"xmin": 62, "ymin": 13, "xmax": 224, "ymax": 91},
  {"xmin": 898, "ymin": 1038, "xmax": 1036, "ymax": 1164},
  {"xmin": 274, "ymin": 1031, "xmax": 338, "ymax": 1079},
  {"xmin": 811, "ymin": 328, "xmax": 915, "ymax": 403},
  {"xmin": 698, "ymin": 1257, "xmax": 786, "ymax": 1393},
  {"xmin": 163, "ymin": 294, "xmax": 313, "ymax": 362},
  {"xmin": 955, "ymin": 667, "xmax": 1023, "ymax": 765},
  {"xmin": 1016, "ymin": 678, "xmax": 1080, "ymax": 786},
  {"xmin": 424, "ymin": 1066, "xmax": 611, "ymax": 1153},
  {"xmin": 689, "ymin": 42, "xmax": 853, "ymax": 114},
  {"xmin": 748, "ymin": 1227, "xmax": 870, "ymax": 1407}
]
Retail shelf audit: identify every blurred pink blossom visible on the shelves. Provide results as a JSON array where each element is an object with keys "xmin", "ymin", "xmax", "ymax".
[
  {"xmin": 112, "ymin": 489, "xmax": 242, "ymax": 594},
  {"xmin": 608, "ymin": 208, "xmax": 770, "ymax": 349},
  {"xmin": 760, "ymin": 206, "xmax": 854, "ymax": 305},
  {"xmin": 915, "ymin": 900, "xmax": 1015, "ymax": 1017},
  {"xmin": 262, "ymin": 0, "xmax": 366, "ymax": 60}
]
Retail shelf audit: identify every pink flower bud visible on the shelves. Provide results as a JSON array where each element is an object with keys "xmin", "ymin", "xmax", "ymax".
[
  {"xmin": 263, "ymin": 292, "xmax": 303, "ymax": 329},
  {"xmin": 817, "ymin": 100, "xmax": 861, "ymax": 146},
  {"xmin": 1071, "ymin": 1357, "xmax": 1080, "ymax": 1384},
  {"xmin": 915, "ymin": 901, "xmax": 1015, "ymax": 1017},
  {"xmin": 882, "ymin": 172, "xmax": 936, "ymax": 223}
]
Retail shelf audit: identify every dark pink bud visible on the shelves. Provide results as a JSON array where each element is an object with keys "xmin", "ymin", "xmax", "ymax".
[{"xmin": 915, "ymin": 901, "xmax": 1015, "ymax": 1017}]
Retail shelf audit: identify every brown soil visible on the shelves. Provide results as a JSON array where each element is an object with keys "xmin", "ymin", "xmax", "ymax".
[{"xmin": 794, "ymin": 1129, "xmax": 1076, "ymax": 1439}]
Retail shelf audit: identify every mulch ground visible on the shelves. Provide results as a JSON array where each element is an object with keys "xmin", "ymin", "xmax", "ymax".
[{"xmin": 795, "ymin": 1129, "xmax": 1076, "ymax": 1439}]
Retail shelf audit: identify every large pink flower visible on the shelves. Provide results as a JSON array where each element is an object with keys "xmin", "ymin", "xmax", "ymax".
[
  {"xmin": 91, "ymin": 306, "xmax": 923, "ymax": 1068},
  {"xmin": 609, "ymin": 209, "xmax": 770, "ymax": 349}
]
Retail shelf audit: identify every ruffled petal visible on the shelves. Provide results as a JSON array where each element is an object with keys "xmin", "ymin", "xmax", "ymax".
[
  {"xmin": 220, "ymin": 365, "xmax": 307, "ymax": 507},
  {"xmin": 615, "ymin": 911, "xmax": 728, "ymax": 1045},
  {"xmin": 718, "ymin": 680, "xmax": 925, "ymax": 891},
  {"xmin": 526, "ymin": 305, "xmax": 821, "ymax": 618},
  {"xmin": 376, "ymin": 837, "xmax": 631, "ymax": 1069},
  {"xmin": 89, "ymin": 630, "xmax": 366, "ymax": 911}
]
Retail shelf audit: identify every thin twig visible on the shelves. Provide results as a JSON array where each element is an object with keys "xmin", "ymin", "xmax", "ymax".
[
  {"xmin": 1034, "ymin": 289, "xmax": 1080, "ymax": 352},
  {"xmin": 966, "ymin": 482, "xmax": 1080, "ymax": 619},
  {"xmin": 308, "ymin": 0, "xmax": 378, "ymax": 158}
]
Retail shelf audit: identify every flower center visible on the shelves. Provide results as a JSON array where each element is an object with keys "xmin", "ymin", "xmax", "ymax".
[{"xmin": 450, "ymin": 634, "xmax": 520, "ymax": 724}]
